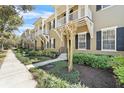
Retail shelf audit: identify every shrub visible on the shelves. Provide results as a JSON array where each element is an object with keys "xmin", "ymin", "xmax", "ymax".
[
  {"xmin": 29, "ymin": 68, "xmax": 85, "ymax": 88},
  {"xmin": 111, "ymin": 56, "xmax": 124, "ymax": 68},
  {"xmin": 114, "ymin": 66, "xmax": 124, "ymax": 84},
  {"xmin": 28, "ymin": 49, "xmax": 59, "ymax": 58},
  {"xmin": 15, "ymin": 52, "xmax": 31, "ymax": 65},
  {"xmin": 0, "ymin": 54, "xmax": 6, "ymax": 58},
  {"xmin": 112, "ymin": 56, "xmax": 124, "ymax": 85},
  {"xmin": 73, "ymin": 53, "xmax": 112, "ymax": 69}
]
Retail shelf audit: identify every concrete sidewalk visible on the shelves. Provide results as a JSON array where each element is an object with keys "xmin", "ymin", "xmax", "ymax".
[
  {"xmin": 0, "ymin": 50, "xmax": 37, "ymax": 88},
  {"xmin": 26, "ymin": 53, "xmax": 67, "ymax": 69}
]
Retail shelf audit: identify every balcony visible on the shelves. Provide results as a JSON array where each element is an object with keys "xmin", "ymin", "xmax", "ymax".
[
  {"xmin": 57, "ymin": 16, "xmax": 66, "ymax": 27},
  {"xmin": 69, "ymin": 10, "xmax": 78, "ymax": 21}
]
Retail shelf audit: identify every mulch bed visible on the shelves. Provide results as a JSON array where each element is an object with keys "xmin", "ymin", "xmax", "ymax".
[
  {"xmin": 40, "ymin": 62, "xmax": 117, "ymax": 88},
  {"xmin": 74, "ymin": 64, "xmax": 116, "ymax": 88}
]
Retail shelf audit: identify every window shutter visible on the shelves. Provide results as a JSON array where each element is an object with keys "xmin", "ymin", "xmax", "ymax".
[
  {"xmin": 53, "ymin": 39, "xmax": 55, "ymax": 48},
  {"xmin": 50, "ymin": 39, "xmax": 51, "ymax": 48},
  {"xmin": 96, "ymin": 5, "xmax": 101, "ymax": 11},
  {"xmin": 86, "ymin": 33, "xmax": 90, "ymax": 49},
  {"xmin": 96, "ymin": 31, "xmax": 101, "ymax": 50},
  {"xmin": 75, "ymin": 34, "xmax": 78, "ymax": 49},
  {"xmin": 117, "ymin": 27, "xmax": 124, "ymax": 51},
  {"xmin": 35, "ymin": 40, "xmax": 37, "ymax": 50},
  {"xmin": 47, "ymin": 42, "xmax": 49, "ymax": 48}
]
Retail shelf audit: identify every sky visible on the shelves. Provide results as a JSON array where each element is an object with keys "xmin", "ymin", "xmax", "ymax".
[{"xmin": 16, "ymin": 5, "xmax": 54, "ymax": 36}]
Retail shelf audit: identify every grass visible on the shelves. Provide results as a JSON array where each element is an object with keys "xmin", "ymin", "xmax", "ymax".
[
  {"xmin": 39, "ymin": 61, "xmax": 80, "ymax": 84},
  {"xmin": 13, "ymin": 49, "xmax": 52, "ymax": 65}
]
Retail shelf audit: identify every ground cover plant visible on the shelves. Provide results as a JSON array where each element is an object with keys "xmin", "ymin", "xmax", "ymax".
[
  {"xmin": 111, "ymin": 56, "xmax": 124, "ymax": 87},
  {"xmin": 40, "ymin": 61, "xmax": 80, "ymax": 84},
  {"xmin": 29, "ymin": 68, "xmax": 85, "ymax": 88}
]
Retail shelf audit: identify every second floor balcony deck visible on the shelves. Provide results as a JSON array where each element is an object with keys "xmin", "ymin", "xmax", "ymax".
[{"xmin": 56, "ymin": 5, "xmax": 92, "ymax": 28}]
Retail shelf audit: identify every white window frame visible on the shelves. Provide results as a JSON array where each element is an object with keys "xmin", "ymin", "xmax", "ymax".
[
  {"xmin": 78, "ymin": 32, "xmax": 87, "ymax": 50},
  {"xmin": 100, "ymin": 5, "xmax": 113, "ymax": 11},
  {"xmin": 101, "ymin": 26, "xmax": 117, "ymax": 51}
]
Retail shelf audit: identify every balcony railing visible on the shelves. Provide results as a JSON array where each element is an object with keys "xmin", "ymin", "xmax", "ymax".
[
  {"xmin": 57, "ymin": 16, "xmax": 66, "ymax": 27},
  {"xmin": 69, "ymin": 10, "xmax": 78, "ymax": 21}
]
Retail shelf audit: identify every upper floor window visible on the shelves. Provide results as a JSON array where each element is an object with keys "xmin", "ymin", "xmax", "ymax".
[{"xmin": 96, "ymin": 5, "xmax": 111, "ymax": 11}]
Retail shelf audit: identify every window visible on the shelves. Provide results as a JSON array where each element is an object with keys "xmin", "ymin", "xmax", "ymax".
[
  {"xmin": 102, "ymin": 5, "xmax": 110, "ymax": 9},
  {"xmin": 102, "ymin": 27, "xmax": 116, "ymax": 51},
  {"xmin": 50, "ymin": 38, "xmax": 55, "ymax": 48},
  {"xmin": 78, "ymin": 33, "xmax": 86, "ymax": 49},
  {"xmin": 96, "ymin": 5, "xmax": 111, "ymax": 11}
]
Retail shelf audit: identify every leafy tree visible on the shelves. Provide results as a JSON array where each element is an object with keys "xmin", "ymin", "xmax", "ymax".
[{"xmin": 0, "ymin": 5, "xmax": 33, "ymax": 50}]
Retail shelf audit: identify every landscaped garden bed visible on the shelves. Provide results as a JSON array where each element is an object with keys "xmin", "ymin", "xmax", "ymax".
[
  {"xmin": 14, "ymin": 48, "xmax": 124, "ymax": 88},
  {"xmin": 38, "ymin": 53, "xmax": 124, "ymax": 88},
  {"xmin": 29, "ymin": 68, "xmax": 85, "ymax": 88},
  {"xmin": 13, "ymin": 48, "xmax": 59, "ymax": 65},
  {"xmin": 39, "ymin": 61, "xmax": 116, "ymax": 88}
]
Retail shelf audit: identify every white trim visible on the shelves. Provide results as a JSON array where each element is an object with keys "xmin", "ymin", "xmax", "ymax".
[
  {"xmin": 101, "ymin": 26, "xmax": 117, "ymax": 52},
  {"xmin": 77, "ymin": 32, "xmax": 87, "ymax": 50}
]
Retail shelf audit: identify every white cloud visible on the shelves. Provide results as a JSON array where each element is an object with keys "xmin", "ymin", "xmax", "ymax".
[
  {"xmin": 16, "ymin": 24, "xmax": 34, "ymax": 36},
  {"xmin": 20, "ymin": 11, "xmax": 54, "ymax": 20},
  {"xmin": 19, "ymin": 24, "xmax": 34, "ymax": 30}
]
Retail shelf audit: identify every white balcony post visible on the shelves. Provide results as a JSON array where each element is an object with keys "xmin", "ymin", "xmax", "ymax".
[
  {"xmin": 85, "ymin": 5, "xmax": 89, "ymax": 17},
  {"xmin": 55, "ymin": 10, "xmax": 57, "ymax": 28},
  {"xmin": 78, "ymin": 5, "xmax": 81, "ymax": 19},
  {"xmin": 42, "ymin": 19, "xmax": 44, "ymax": 34},
  {"xmin": 66, "ymin": 5, "xmax": 69, "ymax": 23}
]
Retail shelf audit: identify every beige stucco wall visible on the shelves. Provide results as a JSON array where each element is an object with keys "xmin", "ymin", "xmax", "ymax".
[
  {"xmin": 91, "ymin": 5, "xmax": 124, "ymax": 31},
  {"xmin": 49, "ymin": 30, "xmax": 63, "ymax": 50},
  {"xmin": 90, "ymin": 5, "xmax": 124, "ymax": 50},
  {"xmin": 35, "ymin": 38, "xmax": 42, "ymax": 50}
]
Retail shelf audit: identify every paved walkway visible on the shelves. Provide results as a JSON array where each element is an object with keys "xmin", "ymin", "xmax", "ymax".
[
  {"xmin": 26, "ymin": 53, "xmax": 67, "ymax": 69},
  {"xmin": 0, "ymin": 50, "xmax": 37, "ymax": 88}
]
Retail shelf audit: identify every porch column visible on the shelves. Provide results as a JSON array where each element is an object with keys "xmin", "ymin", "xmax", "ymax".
[
  {"xmin": 55, "ymin": 10, "xmax": 57, "ymax": 28},
  {"xmin": 42, "ymin": 19, "xmax": 44, "ymax": 34},
  {"xmin": 85, "ymin": 5, "xmax": 88, "ymax": 17},
  {"xmin": 78, "ymin": 5, "xmax": 81, "ymax": 19},
  {"xmin": 66, "ymin": 5, "xmax": 69, "ymax": 23}
]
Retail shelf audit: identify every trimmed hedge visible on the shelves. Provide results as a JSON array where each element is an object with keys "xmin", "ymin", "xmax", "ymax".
[
  {"xmin": 73, "ymin": 53, "xmax": 112, "ymax": 69},
  {"xmin": 15, "ymin": 52, "xmax": 31, "ymax": 65},
  {"xmin": 29, "ymin": 68, "xmax": 86, "ymax": 88},
  {"xmin": 0, "ymin": 54, "xmax": 6, "ymax": 58},
  {"xmin": 28, "ymin": 49, "xmax": 60, "ymax": 58}
]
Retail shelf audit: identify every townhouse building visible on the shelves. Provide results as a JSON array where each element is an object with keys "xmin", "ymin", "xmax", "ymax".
[{"xmin": 21, "ymin": 5, "xmax": 124, "ymax": 55}]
